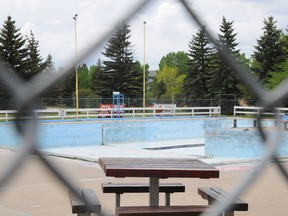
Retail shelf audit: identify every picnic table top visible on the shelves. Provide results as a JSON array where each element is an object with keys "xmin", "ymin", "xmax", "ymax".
[{"xmin": 99, "ymin": 157, "xmax": 219, "ymax": 179}]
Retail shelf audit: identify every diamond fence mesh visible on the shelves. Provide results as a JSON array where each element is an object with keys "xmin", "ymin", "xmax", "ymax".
[{"xmin": 0, "ymin": 0, "xmax": 287, "ymax": 215}]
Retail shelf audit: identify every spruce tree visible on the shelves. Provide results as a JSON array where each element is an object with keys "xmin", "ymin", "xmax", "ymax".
[
  {"xmin": 0, "ymin": 16, "xmax": 28, "ymax": 77},
  {"xmin": 44, "ymin": 54, "xmax": 56, "ymax": 73},
  {"xmin": 184, "ymin": 27, "xmax": 214, "ymax": 104},
  {"xmin": 42, "ymin": 54, "xmax": 58, "ymax": 104},
  {"xmin": 100, "ymin": 23, "xmax": 142, "ymax": 99},
  {"xmin": 209, "ymin": 17, "xmax": 241, "ymax": 98},
  {"xmin": 0, "ymin": 16, "xmax": 27, "ymax": 109},
  {"xmin": 252, "ymin": 16, "xmax": 284, "ymax": 83},
  {"xmin": 91, "ymin": 58, "xmax": 104, "ymax": 97},
  {"xmin": 63, "ymin": 68, "xmax": 76, "ymax": 104},
  {"xmin": 25, "ymin": 30, "xmax": 45, "ymax": 80}
]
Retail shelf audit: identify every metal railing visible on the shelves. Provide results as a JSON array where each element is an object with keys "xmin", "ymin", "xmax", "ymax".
[{"xmin": 0, "ymin": 1, "xmax": 287, "ymax": 216}]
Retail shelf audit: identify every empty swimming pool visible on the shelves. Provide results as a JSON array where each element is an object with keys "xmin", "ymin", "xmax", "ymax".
[{"xmin": 0, "ymin": 117, "xmax": 286, "ymax": 159}]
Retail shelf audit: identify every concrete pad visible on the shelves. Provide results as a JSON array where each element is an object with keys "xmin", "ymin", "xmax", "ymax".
[{"xmin": 0, "ymin": 148, "xmax": 287, "ymax": 216}]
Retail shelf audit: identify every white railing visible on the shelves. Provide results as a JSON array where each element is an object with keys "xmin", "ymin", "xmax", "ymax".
[
  {"xmin": 0, "ymin": 106, "xmax": 221, "ymax": 122},
  {"xmin": 234, "ymin": 106, "xmax": 288, "ymax": 116}
]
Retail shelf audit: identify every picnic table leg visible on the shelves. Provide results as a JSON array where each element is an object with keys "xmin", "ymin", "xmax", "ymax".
[
  {"xmin": 165, "ymin": 193, "xmax": 171, "ymax": 206},
  {"xmin": 78, "ymin": 213, "xmax": 90, "ymax": 216},
  {"xmin": 149, "ymin": 177, "xmax": 159, "ymax": 206},
  {"xmin": 116, "ymin": 193, "xmax": 121, "ymax": 207},
  {"xmin": 224, "ymin": 211, "xmax": 234, "ymax": 216}
]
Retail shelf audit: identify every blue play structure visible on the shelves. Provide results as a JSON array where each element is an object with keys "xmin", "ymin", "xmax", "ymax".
[{"xmin": 112, "ymin": 92, "xmax": 124, "ymax": 121}]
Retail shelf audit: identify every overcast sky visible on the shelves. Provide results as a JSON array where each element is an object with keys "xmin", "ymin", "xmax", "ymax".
[{"xmin": 0, "ymin": 0, "xmax": 287, "ymax": 70}]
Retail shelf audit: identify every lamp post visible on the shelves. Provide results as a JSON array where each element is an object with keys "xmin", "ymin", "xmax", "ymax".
[
  {"xmin": 143, "ymin": 21, "xmax": 146, "ymax": 117},
  {"xmin": 73, "ymin": 14, "xmax": 79, "ymax": 119}
]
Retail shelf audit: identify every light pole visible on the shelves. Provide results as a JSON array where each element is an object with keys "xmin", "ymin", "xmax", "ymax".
[
  {"xmin": 143, "ymin": 21, "xmax": 146, "ymax": 117},
  {"xmin": 73, "ymin": 14, "xmax": 79, "ymax": 119}
]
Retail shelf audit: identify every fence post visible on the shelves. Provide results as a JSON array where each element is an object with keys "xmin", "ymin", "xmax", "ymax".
[
  {"xmin": 233, "ymin": 119, "xmax": 237, "ymax": 128},
  {"xmin": 253, "ymin": 120, "xmax": 258, "ymax": 127}
]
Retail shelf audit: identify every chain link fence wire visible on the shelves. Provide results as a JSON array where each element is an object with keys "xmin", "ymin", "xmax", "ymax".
[
  {"xmin": 0, "ymin": 0, "xmax": 287, "ymax": 215},
  {"xmin": 181, "ymin": 1, "xmax": 288, "ymax": 215}
]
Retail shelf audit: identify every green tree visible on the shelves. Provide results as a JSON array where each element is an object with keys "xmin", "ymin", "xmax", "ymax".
[
  {"xmin": 236, "ymin": 53, "xmax": 254, "ymax": 99},
  {"xmin": 0, "ymin": 16, "xmax": 28, "ymax": 109},
  {"xmin": 266, "ymin": 58, "xmax": 288, "ymax": 107},
  {"xmin": 266, "ymin": 26, "xmax": 288, "ymax": 91},
  {"xmin": 156, "ymin": 65, "xmax": 185, "ymax": 99},
  {"xmin": 0, "ymin": 16, "xmax": 27, "ymax": 77},
  {"xmin": 78, "ymin": 88, "xmax": 97, "ymax": 107},
  {"xmin": 100, "ymin": 23, "xmax": 142, "ymax": 99},
  {"xmin": 159, "ymin": 51, "xmax": 189, "ymax": 74},
  {"xmin": 25, "ymin": 30, "xmax": 45, "ymax": 80},
  {"xmin": 78, "ymin": 64, "xmax": 91, "ymax": 90},
  {"xmin": 266, "ymin": 59, "xmax": 288, "ymax": 90},
  {"xmin": 42, "ymin": 54, "xmax": 56, "ymax": 90},
  {"xmin": 44, "ymin": 54, "xmax": 56, "ymax": 73},
  {"xmin": 156, "ymin": 80, "xmax": 166, "ymax": 98},
  {"xmin": 49, "ymin": 66, "xmax": 76, "ymax": 107},
  {"xmin": 91, "ymin": 58, "xmax": 103, "ymax": 96},
  {"xmin": 281, "ymin": 27, "xmax": 288, "ymax": 55},
  {"xmin": 63, "ymin": 68, "xmax": 76, "ymax": 99},
  {"xmin": 75, "ymin": 63, "xmax": 99, "ymax": 108},
  {"xmin": 41, "ymin": 54, "xmax": 59, "ymax": 106},
  {"xmin": 184, "ymin": 27, "xmax": 214, "ymax": 104},
  {"xmin": 252, "ymin": 16, "xmax": 284, "ymax": 83},
  {"xmin": 209, "ymin": 17, "xmax": 241, "ymax": 98}
]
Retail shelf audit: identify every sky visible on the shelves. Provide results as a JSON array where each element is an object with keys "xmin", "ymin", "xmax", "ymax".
[{"xmin": 0, "ymin": 0, "xmax": 287, "ymax": 71}]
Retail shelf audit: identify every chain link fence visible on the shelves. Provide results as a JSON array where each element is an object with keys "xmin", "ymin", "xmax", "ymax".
[{"xmin": 0, "ymin": 0, "xmax": 287, "ymax": 215}]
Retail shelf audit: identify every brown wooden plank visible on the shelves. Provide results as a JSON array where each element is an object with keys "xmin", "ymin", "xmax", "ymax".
[
  {"xmin": 69, "ymin": 188, "xmax": 101, "ymax": 213},
  {"xmin": 100, "ymin": 158, "xmax": 214, "ymax": 168},
  {"xmin": 101, "ymin": 159, "xmax": 214, "ymax": 169},
  {"xmin": 104, "ymin": 168, "xmax": 219, "ymax": 178},
  {"xmin": 107, "ymin": 158, "xmax": 209, "ymax": 164},
  {"xmin": 116, "ymin": 205, "xmax": 208, "ymax": 216},
  {"xmin": 69, "ymin": 189, "xmax": 86, "ymax": 213},
  {"xmin": 99, "ymin": 157, "xmax": 219, "ymax": 179},
  {"xmin": 198, "ymin": 187, "xmax": 248, "ymax": 211},
  {"xmin": 82, "ymin": 188, "xmax": 101, "ymax": 212},
  {"xmin": 198, "ymin": 187, "xmax": 222, "ymax": 202},
  {"xmin": 210, "ymin": 187, "xmax": 248, "ymax": 211},
  {"xmin": 102, "ymin": 183, "xmax": 185, "ymax": 193}
]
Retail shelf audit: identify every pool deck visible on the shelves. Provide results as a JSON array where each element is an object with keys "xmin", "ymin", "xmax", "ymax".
[
  {"xmin": 42, "ymin": 138, "xmax": 253, "ymax": 165},
  {"xmin": 0, "ymin": 143, "xmax": 287, "ymax": 216}
]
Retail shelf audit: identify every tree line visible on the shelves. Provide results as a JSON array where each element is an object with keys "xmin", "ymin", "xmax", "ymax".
[
  {"xmin": 153, "ymin": 16, "xmax": 288, "ymax": 108},
  {"xmin": 0, "ymin": 15, "xmax": 287, "ymax": 110}
]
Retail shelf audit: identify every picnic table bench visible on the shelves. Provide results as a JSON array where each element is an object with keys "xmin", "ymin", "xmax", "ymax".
[
  {"xmin": 69, "ymin": 188, "xmax": 101, "ymax": 216},
  {"xmin": 116, "ymin": 187, "xmax": 248, "ymax": 216},
  {"xmin": 115, "ymin": 205, "xmax": 208, "ymax": 216},
  {"xmin": 102, "ymin": 182, "xmax": 185, "ymax": 207},
  {"xmin": 198, "ymin": 187, "xmax": 248, "ymax": 216}
]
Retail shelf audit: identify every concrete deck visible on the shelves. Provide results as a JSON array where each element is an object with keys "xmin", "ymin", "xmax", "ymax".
[{"xmin": 0, "ymin": 145, "xmax": 287, "ymax": 216}]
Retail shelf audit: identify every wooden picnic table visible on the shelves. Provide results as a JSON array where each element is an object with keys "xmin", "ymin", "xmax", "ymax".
[{"xmin": 99, "ymin": 157, "xmax": 219, "ymax": 206}]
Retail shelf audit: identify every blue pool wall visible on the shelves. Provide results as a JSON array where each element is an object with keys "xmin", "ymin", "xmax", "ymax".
[
  {"xmin": 205, "ymin": 128, "xmax": 288, "ymax": 158},
  {"xmin": 0, "ymin": 117, "xmax": 287, "ymax": 159},
  {"xmin": 0, "ymin": 118, "xmax": 209, "ymax": 149},
  {"xmin": 205, "ymin": 118, "xmax": 288, "ymax": 158},
  {"xmin": 102, "ymin": 119, "xmax": 206, "ymax": 144}
]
